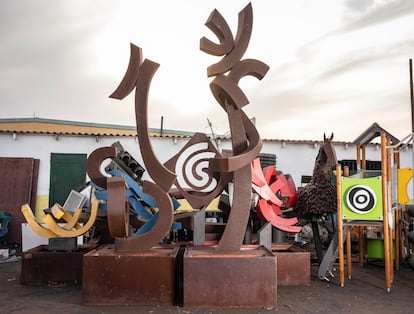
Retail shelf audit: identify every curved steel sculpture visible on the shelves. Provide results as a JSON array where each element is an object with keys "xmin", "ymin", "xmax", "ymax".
[
  {"xmin": 21, "ymin": 3, "xmax": 302, "ymax": 255},
  {"xmin": 201, "ymin": 2, "xmax": 268, "ymax": 253},
  {"xmin": 103, "ymin": 2, "xmax": 272, "ymax": 253}
]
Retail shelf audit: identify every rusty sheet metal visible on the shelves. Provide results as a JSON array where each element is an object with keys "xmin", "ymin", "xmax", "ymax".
[
  {"xmin": 21, "ymin": 244, "xmax": 96, "ymax": 285},
  {"xmin": 107, "ymin": 176, "xmax": 129, "ymax": 238},
  {"xmin": 200, "ymin": 9, "xmax": 233, "ymax": 56},
  {"xmin": 273, "ymin": 251, "xmax": 311, "ymax": 286},
  {"xmin": 108, "ymin": 45, "xmax": 176, "ymax": 252},
  {"xmin": 0, "ymin": 157, "xmax": 39, "ymax": 244},
  {"xmin": 113, "ymin": 180, "xmax": 174, "ymax": 252},
  {"xmin": 82, "ymin": 244, "xmax": 178, "ymax": 306},
  {"xmin": 203, "ymin": 3, "xmax": 253, "ymax": 77},
  {"xmin": 164, "ymin": 132, "xmax": 231, "ymax": 210},
  {"xmin": 86, "ymin": 146, "xmax": 116, "ymax": 189},
  {"xmin": 183, "ymin": 245, "xmax": 277, "ymax": 308}
]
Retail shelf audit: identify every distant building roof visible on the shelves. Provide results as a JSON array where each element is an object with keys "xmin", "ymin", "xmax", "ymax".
[
  {"xmin": 0, "ymin": 117, "xmax": 359, "ymax": 145},
  {"xmin": 0, "ymin": 117, "xmax": 195, "ymax": 138}
]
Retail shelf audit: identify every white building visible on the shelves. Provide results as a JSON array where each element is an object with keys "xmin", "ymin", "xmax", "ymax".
[{"xmin": 1, "ymin": 118, "xmax": 412, "ymax": 245}]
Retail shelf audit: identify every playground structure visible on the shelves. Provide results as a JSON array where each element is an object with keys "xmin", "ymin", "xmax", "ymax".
[{"xmin": 333, "ymin": 125, "xmax": 414, "ymax": 292}]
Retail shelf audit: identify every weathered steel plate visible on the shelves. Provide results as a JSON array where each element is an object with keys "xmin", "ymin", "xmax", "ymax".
[
  {"xmin": 273, "ymin": 251, "xmax": 310, "ymax": 286},
  {"xmin": 272, "ymin": 244, "xmax": 311, "ymax": 286},
  {"xmin": 82, "ymin": 244, "xmax": 178, "ymax": 306},
  {"xmin": 183, "ymin": 245, "xmax": 277, "ymax": 308},
  {"xmin": 21, "ymin": 244, "xmax": 96, "ymax": 285}
]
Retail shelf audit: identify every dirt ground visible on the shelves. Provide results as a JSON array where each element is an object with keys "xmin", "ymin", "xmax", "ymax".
[{"xmin": 1, "ymin": 253, "xmax": 413, "ymax": 314}]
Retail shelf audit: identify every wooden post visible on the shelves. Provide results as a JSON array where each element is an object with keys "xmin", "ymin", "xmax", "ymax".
[
  {"xmin": 356, "ymin": 144, "xmax": 361, "ymax": 173},
  {"xmin": 362, "ymin": 144, "xmax": 367, "ymax": 178},
  {"xmin": 356, "ymin": 144, "xmax": 365, "ymax": 265},
  {"xmin": 386, "ymin": 138, "xmax": 394, "ymax": 281},
  {"xmin": 381, "ymin": 132, "xmax": 392, "ymax": 292},
  {"xmin": 358, "ymin": 226, "xmax": 364, "ymax": 266},
  {"xmin": 336, "ymin": 164, "xmax": 345, "ymax": 287},
  {"xmin": 346, "ymin": 229, "xmax": 352, "ymax": 279},
  {"xmin": 343, "ymin": 166, "xmax": 352, "ymax": 278},
  {"xmin": 394, "ymin": 149, "xmax": 401, "ymax": 270}
]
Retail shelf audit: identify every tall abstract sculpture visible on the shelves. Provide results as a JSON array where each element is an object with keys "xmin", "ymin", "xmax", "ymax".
[
  {"xmin": 200, "ymin": 3, "xmax": 268, "ymax": 252},
  {"xmin": 20, "ymin": 3, "xmax": 301, "ymax": 256},
  {"xmin": 102, "ymin": 2, "xmax": 268, "ymax": 254}
]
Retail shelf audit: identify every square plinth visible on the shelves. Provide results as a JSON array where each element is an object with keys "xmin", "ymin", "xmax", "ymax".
[
  {"xmin": 183, "ymin": 245, "xmax": 277, "ymax": 308},
  {"xmin": 271, "ymin": 243, "xmax": 310, "ymax": 286},
  {"xmin": 82, "ymin": 244, "xmax": 179, "ymax": 306},
  {"xmin": 21, "ymin": 244, "xmax": 96, "ymax": 285}
]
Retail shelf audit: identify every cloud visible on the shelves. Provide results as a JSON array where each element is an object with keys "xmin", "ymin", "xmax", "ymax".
[{"xmin": 1, "ymin": 0, "xmax": 414, "ymax": 142}]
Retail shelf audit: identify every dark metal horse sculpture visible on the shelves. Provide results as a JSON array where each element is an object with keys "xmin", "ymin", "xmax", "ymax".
[{"xmin": 294, "ymin": 133, "xmax": 337, "ymax": 263}]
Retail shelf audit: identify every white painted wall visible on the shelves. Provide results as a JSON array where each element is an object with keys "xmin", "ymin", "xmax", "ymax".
[{"xmin": 1, "ymin": 132, "xmax": 413, "ymax": 199}]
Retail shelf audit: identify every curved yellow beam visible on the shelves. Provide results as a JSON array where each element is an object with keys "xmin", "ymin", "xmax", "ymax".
[
  {"xmin": 63, "ymin": 208, "xmax": 83, "ymax": 231},
  {"xmin": 21, "ymin": 204, "xmax": 58, "ymax": 238},
  {"xmin": 43, "ymin": 190, "xmax": 99, "ymax": 238},
  {"xmin": 50, "ymin": 204, "xmax": 83, "ymax": 231}
]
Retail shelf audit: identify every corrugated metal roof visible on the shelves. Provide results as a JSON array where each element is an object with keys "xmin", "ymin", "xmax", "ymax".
[
  {"xmin": 0, "ymin": 117, "xmax": 358, "ymax": 144},
  {"xmin": 0, "ymin": 117, "xmax": 195, "ymax": 138}
]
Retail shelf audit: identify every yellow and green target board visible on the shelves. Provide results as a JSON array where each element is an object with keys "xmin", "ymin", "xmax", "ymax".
[{"xmin": 342, "ymin": 177, "xmax": 383, "ymax": 221}]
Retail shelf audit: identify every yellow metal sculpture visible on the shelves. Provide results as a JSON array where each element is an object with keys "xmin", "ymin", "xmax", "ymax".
[
  {"xmin": 21, "ymin": 189, "xmax": 99, "ymax": 238},
  {"xmin": 21, "ymin": 204, "xmax": 57, "ymax": 238}
]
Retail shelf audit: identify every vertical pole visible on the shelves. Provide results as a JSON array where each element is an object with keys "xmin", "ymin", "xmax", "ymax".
[
  {"xmin": 356, "ymin": 144, "xmax": 364, "ymax": 265},
  {"xmin": 337, "ymin": 164, "xmax": 345, "ymax": 287},
  {"xmin": 160, "ymin": 116, "xmax": 164, "ymax": 137},
  {"xmin": 381, "ymin": 132, "xmax": 391, "ymax": 292},
  {"xmin": 386, "ymin": 138, "xmax": 394, "ymax": 282},
  {"xmin": 362, "ymin": 144, "xmax": 367, "ymax": 178},
  {"xmin": 410, "ymin": 59, "xmax": 414, "ymax": 133},
  {"xmin": 358, "ymin": 226, "xmax": 364, "ymax": 266},
  {"xmin": 356, "ymin": 144, "xmax": 361, "ymax": 173},
  {"xmin": 409, "ymin": 59, "xmax": 414, "ymax": 208},
  {"xmin": 394, "ymin": 150, "xmax": 401, "ymax": 270},
  {"xmin": 343, "ymin": 166, "xmax": 352, "ymax": 279}
]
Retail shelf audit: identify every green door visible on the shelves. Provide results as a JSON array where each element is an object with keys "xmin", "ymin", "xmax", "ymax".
[{"xmin": 49, "ymin": 153, "xmax": 87, "ymax": 207}]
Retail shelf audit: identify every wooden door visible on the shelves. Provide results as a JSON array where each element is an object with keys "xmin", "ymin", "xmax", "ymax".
[{"xmin": 49, "ymin": 153, "xmax": 87, "ymax": 207}]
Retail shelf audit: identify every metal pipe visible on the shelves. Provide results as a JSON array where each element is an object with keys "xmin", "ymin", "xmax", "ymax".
[{"xmin": 410, "ymin": 59, "xmax": 413, "ymax": 133}]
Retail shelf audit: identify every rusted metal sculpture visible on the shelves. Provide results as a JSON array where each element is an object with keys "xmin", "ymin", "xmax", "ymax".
[
  {"xmin": 99, "ymin": 2, "xmax": 270, "ymax": 254},
  {"xmin": 19, "ymin": 147, "xmax": 111, "ymax": 239},
  {"xmin": 294, "ymin": 133, "xmax": 338, "ymax": 264},
  {"xmin": 251, "ymin": 158, "xmax": 301, "ymax": 233},
  {"xmin": 294, "ymin": 133, "xmax": 337, "ymax": 218},
  {"xmin": 201, "ymin": 2, "xmax": 268, "ymax": 253}
]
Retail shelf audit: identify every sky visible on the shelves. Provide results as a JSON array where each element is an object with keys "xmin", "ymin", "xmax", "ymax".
[{"xmin": 1, "ymin": 0, "xmax": 414, "ymax": 142}]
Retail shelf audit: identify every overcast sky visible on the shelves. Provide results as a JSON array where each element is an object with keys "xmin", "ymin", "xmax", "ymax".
[{"xmin": 1, "ymin": 0, "xmax": 414, "ymax": 142}]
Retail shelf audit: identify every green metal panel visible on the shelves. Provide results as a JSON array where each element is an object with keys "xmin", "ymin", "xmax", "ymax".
[
  {"xmin": 341, "ymin": 176, "xmax": 383, "ymax": 221},
  {"xmin": 49, "ymin": 153, "xmax": 87, "ymax": 207}
]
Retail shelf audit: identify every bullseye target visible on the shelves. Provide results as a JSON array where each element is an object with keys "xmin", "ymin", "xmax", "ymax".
[
  {"xmin": 342, "ymin": 177, "xmax": 383, "ymax": 221},
  {"xmin": 346, "ymin": 185, "xmax": 377, "ymax": 214}
]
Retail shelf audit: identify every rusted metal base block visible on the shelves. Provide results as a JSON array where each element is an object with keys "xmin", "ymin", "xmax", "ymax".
[
  {"xmin": 183, "ymin": 245, "xmax": 277, "ymax": 308},
  {"xmin": 21, "ymin": 244, "xmax": 96, "ymax": 286},
  {"xmin": 272, "ymin": 244, "xmax": 310, "ymax": 286},
  {"xmin": 82, "ymin": 244, "xmax": 179, "ymax": 306}
]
